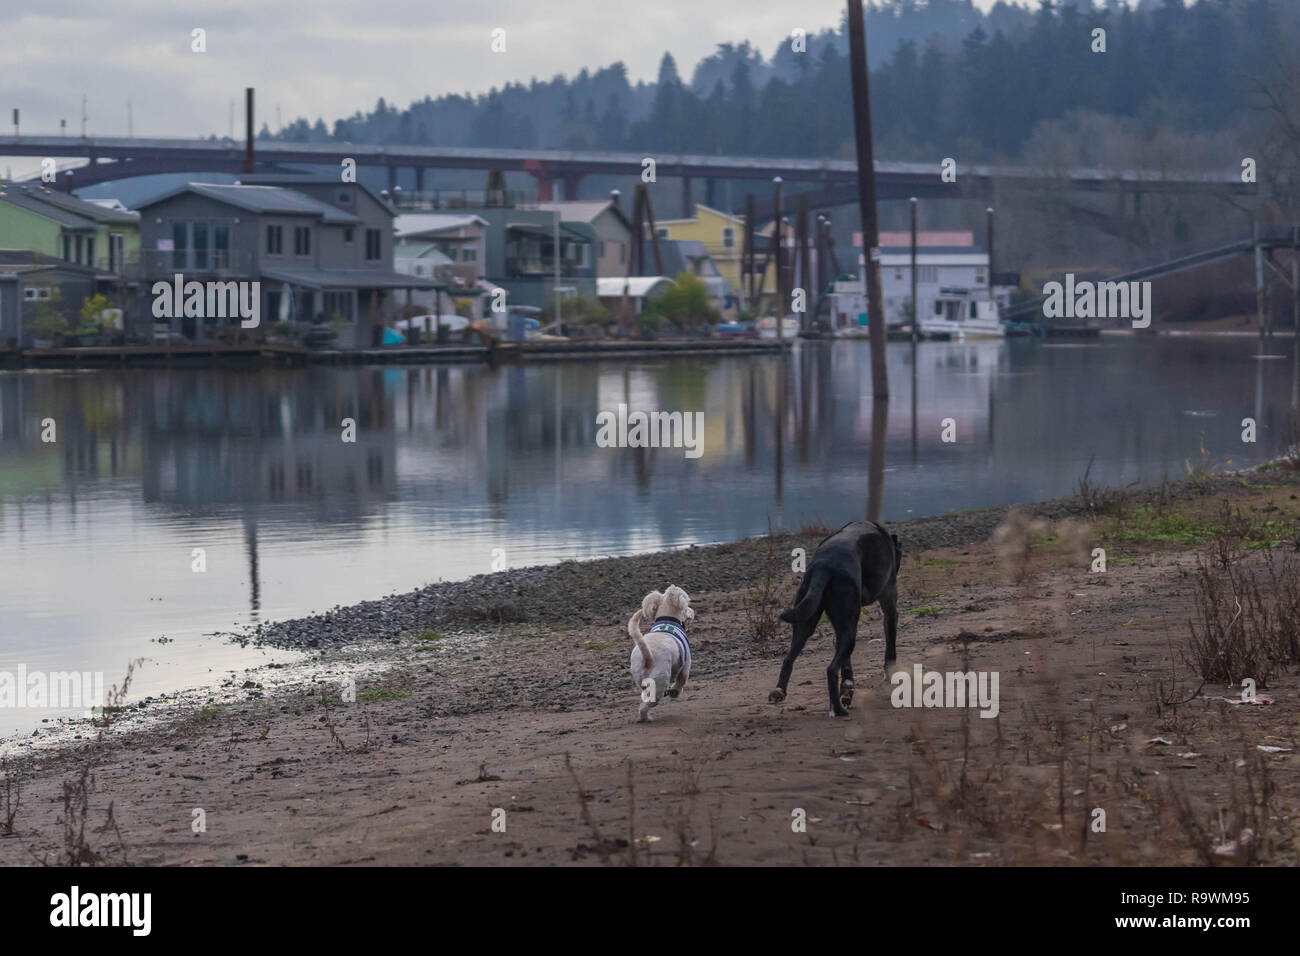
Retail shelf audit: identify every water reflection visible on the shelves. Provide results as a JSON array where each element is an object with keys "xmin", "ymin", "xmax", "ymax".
[{"xmin": 0, "ymin": 336, "xmax": 1295, "ymax": 735}]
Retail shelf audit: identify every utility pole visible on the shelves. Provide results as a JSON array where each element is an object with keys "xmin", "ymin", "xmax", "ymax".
[{"xmin": 847, "ymin": 0, "xmax": 889, "ymax": 400}]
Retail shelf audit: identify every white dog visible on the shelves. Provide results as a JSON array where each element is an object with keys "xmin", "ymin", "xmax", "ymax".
[{"xmin": 627, "ymin": 585, "xmax": 695, "ymax": 722}]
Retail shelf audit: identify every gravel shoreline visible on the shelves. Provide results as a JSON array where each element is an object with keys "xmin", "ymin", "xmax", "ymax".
[{"xmin": 245, "ymin": 464, "xmax": 1300, "ymax": 651}]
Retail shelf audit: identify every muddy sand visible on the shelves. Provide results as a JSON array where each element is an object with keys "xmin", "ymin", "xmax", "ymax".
[{"xmin": 2, "ymin": 468, "xmax": 1298, "ymax": 866}]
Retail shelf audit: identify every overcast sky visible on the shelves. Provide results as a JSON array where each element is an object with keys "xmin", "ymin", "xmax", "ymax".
[{"xmin": 2, "ymin": 0, "xmax": 1018, "ymax": 139}]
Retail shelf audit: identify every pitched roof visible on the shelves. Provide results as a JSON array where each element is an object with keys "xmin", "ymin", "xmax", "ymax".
[
  {"xmin": 33, "ymin": 188, "xmax": 140, "ymax": 224},
  {"xmin": 596, "ymin": 276, "xmax": 673, "ymax": 298},
  {"xmin": 657, "ymin": 203, "xmax": 742, "ymax": 226},
  {"xmin": 0, "ymin": 184, "xmax": 140, "ymax": 229},
  {"xmin": 238, "ymin": 173, "xmax": 392, "ymax": 209},
  {"xmin": 534, "ymin": 200, "xmax": 630, "ymax": 231},
  {"xmin": 858, "ymin": 230, "xmax": 979, "ymax": 249},
  {"xmin": 0, "ymin": 187, "xmax": 98, "ymax": 229},
  {"xmin": 394, "ymin": 213, "xmax": 488, "ymax": 238},
  {"xmin": 0, "ymin": 248, "xmax": 117, "ymax": 278},
  {"xmin": 137, "ymin": 183, "xmax": 361, "ymax": 223}
]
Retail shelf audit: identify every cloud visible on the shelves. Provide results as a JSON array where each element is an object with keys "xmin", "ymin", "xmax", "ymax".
[{"xmin": 2, "ymin": 0, "xmax": 856, "ymax": 135}]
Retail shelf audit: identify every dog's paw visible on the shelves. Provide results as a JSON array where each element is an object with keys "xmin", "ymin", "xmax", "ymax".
[
  {"xmin": 839, "ymin": 680, "xmax": 855, "ymax": 710},
  {"xmin": 768, "ymin": 687, "xmax": 787, "ymax": 704}
]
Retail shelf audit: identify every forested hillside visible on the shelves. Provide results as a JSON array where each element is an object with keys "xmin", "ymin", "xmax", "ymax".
[{"xmin": 263, "ymin": 0, "xmax": 1298, "ymax": 162}]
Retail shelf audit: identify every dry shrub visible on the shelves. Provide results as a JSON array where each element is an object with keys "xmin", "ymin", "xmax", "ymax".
[
  {"xmin": 1185, "ymin": 509, "xmax": 1300, "ymax": 686},
  {"xmin": 742, "ymin": 523, "xmax": 783, "ymax": 645}
]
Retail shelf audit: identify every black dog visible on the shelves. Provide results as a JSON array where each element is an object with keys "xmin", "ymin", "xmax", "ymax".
[{"xmin": 768, "ymin": 520, "xmax": 901, "ymax": 716}]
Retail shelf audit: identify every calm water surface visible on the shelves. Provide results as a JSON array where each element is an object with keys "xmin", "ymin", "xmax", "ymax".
[{"xmin": 1, "ymin": 335, "xmax": 1294, "ymax": 736}]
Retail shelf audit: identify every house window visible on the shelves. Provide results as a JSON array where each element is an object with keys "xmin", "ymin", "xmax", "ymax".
[
  {"xmin": 343, "ymin": 227, "xmax": 354, "ymax": 245},
  {"xmin": 85, "ymin": 236, "xmax": 95, "ymax": 267},
  {"xmin": 323, "ymin": 291, "xmax": 352, "ymax": 322},
  {"xmin": 109, "ymin": 233, "xmax": 124, "ymax": 273},
  {"xmin": 294, "ymin": 226, "xmax": 311, "ymax": 257},
  {"xmin": 462, "ymin": 246, "xmax": 477, "ymax": 262},
  {"xmin": 266, "ymin": 224, "xmax": 283, "ymax": 255},
  {"xmin": 173, "ymin": 222, "xmax": 188, "ymax": 269},
  {"xmin": 920, "ymin": 266, "xmax": 937, "ymax": 282},
  {"xmin": 75, "ymin": 235, "xmax": 84, "ymax": 265},
  {"xmin": 23, "ymin": 287, "xmax": 52, "ymax": 301},
  {"xmin": 214, "ymin": 225, "xmax": 229, "ymax": 268},
  {"xmin": 337, "ymin": 190, "xmax": 353, "ymax": 205},
  {"xmin": 365, "ymin": 228, "xmax": 382, "ymax": 261},
  {"xmin": 656, "ymin": 228, "xmax": 669, "ymax": 239},
  {"xmin": 722, "ymin": 226, "xmax": 736, "ymax": 249},
  {"xmin": 62, "ymin": 235, "xmax": 72, "ymax": 261},
  {"xmin": 975, "ymin": 267, "xmax": 986, "ymax": 285},
  {"xmin": 619, "ymin": 243, "xmax": 626, "ymax": 264},
  {"xmin": 894, "ymin": 268, "xmax": 903, "ymax": 281},
  {"xmin": 191, "ymin": 223, "xmax": 207, "ymax": 269},
  {"xmin": 934, "ymin": 301, "xmax": 943, "ymax": 316}
]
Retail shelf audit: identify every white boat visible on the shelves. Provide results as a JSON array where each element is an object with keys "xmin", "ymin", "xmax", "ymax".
[
  {"xmin": 756, "ymin": 316, "xmax": 801, "ymax": 339},
  {"xmin": 917, "ymin": 294, "xmax": 1004, "ymax": 339}
]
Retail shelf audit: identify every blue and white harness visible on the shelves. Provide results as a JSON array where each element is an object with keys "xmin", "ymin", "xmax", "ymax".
[{"xmin": 649, "ymin": 616, "xmax": 691, "ymax": 675}]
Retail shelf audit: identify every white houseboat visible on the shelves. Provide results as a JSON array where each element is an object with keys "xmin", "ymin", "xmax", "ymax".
[{"xmin": 828, "ymin": 231, "xmax": 1011, "ymax": 339}]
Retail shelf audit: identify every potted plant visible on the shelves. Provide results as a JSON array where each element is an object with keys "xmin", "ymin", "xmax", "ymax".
[
  {"xmin": 28, "ymin": 291, "xmax": 69, "ymax": 348},
  {"xmin": 75, "ymin": 294, "xmax": 113, "ymax": 345}
]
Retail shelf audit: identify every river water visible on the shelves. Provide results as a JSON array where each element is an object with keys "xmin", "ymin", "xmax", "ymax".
[{"xmin": 1, "ymin": 334, "xmax": 1294, "ymax": 736}]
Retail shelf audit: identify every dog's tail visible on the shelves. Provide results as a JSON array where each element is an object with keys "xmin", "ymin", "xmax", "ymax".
[
  {"xmin": 627, "ymin": 611, "xmax": 654, "ymax": 670},
  {"xmin": 779, "ymin": 566, "xmax": 829, "ymax": 624}
]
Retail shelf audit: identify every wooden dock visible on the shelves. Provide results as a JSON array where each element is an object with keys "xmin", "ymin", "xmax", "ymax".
[
  {"xmin": 310, "ymin": 345, "xmax": 489, "ymax": 365},
  {"xmin": 19, "ymin": 343, "xmax": 310, "ymax": 368},
  {"xmin": 496, "ymin": 338, "xmax": 791, "ymax": 362},
  {"xmin": 4, "ymin": 337, "xmax": 792, "ymax": 371}
]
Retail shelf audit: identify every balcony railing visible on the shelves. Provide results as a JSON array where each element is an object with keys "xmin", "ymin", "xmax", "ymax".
[
  {"xmin": 393, "ymin": 188, "xmax": 535, "ymax": 210},
  {"xmin": 102, "ymin": 250, "xmax": 257, "ymax": 280}
]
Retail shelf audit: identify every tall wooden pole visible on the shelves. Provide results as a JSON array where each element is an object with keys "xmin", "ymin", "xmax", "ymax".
[
  {"xmin": 986, "ymin": 206, "xmax": 995, "ymax": 302},
  {"xmin": 847, "ymin": 0, "xmax": 889, "ymax": 400},
  {"xmin": 796, "ymin": 195, "xmax": 810, "ymax": 333},
  {"xmin": 773, "ymin": 176, "xmax": 784, "ymax": 343},
  {"xmin": 243, "ymin": 88, "xmax": 255, "ymax": 175},
  {"xmin": 1292, "ymin": 229, "xmax": 1299, "ymax": 413},
  {"xmin": 1255, "ymin": 218, "xmax": 1265, "ymax": 342},
  {"xmin": 909, "ymin": 197, "xmax": 918, "ymax": 344},
  {"xmin": 743, "ymin": 194, "xmax": 755, "ymax": 307}
]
